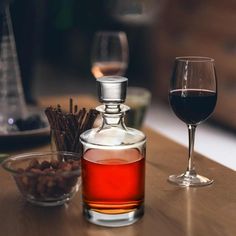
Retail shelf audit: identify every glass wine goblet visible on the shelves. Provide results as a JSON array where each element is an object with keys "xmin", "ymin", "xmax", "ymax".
[
  {"xmin": 91, "ymin": 31, "xmax": 129, "ymax": 79},
  {"xmin": 168, "ymin": 56, "xmax": 217, "ymax": 187}
]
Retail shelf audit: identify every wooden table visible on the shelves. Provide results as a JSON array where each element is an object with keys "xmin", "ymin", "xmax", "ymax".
[{"xmin": 0, "ymin": 95, "xmax": 235, "ymax": 236}]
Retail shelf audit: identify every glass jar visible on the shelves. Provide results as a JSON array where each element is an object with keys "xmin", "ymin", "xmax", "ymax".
[{"xmin": 80, "ymin": 76, "xmax": 146, "ymax": 227}]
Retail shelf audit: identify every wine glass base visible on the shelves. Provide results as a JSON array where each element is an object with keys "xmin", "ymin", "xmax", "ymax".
[{"xmin": 168, "ymin": 173, "xmax": 213, "ymax": 187}]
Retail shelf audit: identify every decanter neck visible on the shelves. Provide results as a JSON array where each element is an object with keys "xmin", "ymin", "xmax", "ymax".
[
  {"xmin": 96, "ymin": 104, "xmax": 129, "ymax": 127},
  {"xmin": 103, "ymin": 104, "xmax": 123, "ymax": 126},
  {"xmin": 104, "ymin": 104, "xmax": 121, "ymax": 114},
  {"xmin": 103, "ymin": 113, "xmax": 124, "ymax": 127}
]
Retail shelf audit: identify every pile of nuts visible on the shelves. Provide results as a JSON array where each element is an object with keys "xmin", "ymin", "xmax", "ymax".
[{"xmin": 14, "ymin": 159, "xmax": 80, "ymax": 200}]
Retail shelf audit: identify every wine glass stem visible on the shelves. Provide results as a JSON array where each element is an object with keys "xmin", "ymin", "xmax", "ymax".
[{"xmin": 187, "ymin": 124, "xmax": 197, "ymax": 175}]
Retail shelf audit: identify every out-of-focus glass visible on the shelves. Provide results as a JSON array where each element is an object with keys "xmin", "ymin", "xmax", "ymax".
[
  {"xmin": 107, "ymin": 0, "xmax": 160, "ymax": 25},
  {"xmin": 126, "ymin": 87, "xmax": 151, "ymax": 129},
  {"xmin": 0, "ymin": 7, "xmax": 27, "ymax": 133},
  {"xmin": 91, "ymin": 31, "xmax": 129, "ymax": 79}
]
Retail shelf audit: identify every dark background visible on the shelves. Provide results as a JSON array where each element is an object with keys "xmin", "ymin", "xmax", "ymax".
[
  {"xmin": 8, "ymin": 0, "xmax": 156, "ymax": 103},
  {"xmin": 1, "ymin": 0, "xmax": 236, "ymax": 130}
]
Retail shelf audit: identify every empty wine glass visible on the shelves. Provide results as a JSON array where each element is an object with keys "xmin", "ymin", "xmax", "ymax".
[
  {"xmin": 91, "ymin": 31, "xmax": 129, "ymax": 79},
  {"xmin": 168, "ymin": 57, "xmax": 217, "ymax": 187}
]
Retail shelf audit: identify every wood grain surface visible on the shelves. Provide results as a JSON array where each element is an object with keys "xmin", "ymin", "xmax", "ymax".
[{"xmin": 0, "ymin": 95, "xmax": 235, "ymax": 236}]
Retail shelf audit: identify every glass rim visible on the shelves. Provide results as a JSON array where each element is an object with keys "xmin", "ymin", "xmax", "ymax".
[
  {"xmin": 127, "ymin": 86, "xmax": 151, "ymax": 101},
  {"xmin": 175, "ymin": 56, "xmax": 214, "ymax": 63},
  {"xmin": 97, "ymin": 76, "xmax": 128, "ymax": 82}
]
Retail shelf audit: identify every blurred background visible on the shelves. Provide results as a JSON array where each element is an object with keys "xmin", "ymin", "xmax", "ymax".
[
  {"xmin": 7, "ymin": 0, "xmax": 236, "ymax": 130},
  {"xmin": 9, "ymin": 0, "xmax": 161, "ymax": 101},
  {"xmin": 2, "ymin": 0, "xmax": 236, "ymax": 168}
]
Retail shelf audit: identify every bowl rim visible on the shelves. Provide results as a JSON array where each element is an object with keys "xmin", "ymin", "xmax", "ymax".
[{"xmin": 1, "ymin": 151, "xmax": 81, "ymax": 176}]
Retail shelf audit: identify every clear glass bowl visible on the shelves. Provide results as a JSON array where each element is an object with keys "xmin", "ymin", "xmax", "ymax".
[{"xmin": 2, "ymin": 151, "xmax": 81, "ymax": 206}]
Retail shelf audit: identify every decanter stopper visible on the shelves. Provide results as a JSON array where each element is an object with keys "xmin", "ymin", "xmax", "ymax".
[{"xmin": 97, "ymin": 76, "xmax": 128, "ymax": 104}]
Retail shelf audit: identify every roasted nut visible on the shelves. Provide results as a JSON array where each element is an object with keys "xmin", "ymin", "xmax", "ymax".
[
  {"xmin": 37, "ymin": 179, "xmax": 46, "ymax": 196},
  {"xmin": 17, "ymin": 168, "xmax": 25, "ymax": 173},
  {"xmin": 21, "ymin": 175, "xmax": 28, "ymax": 186},
  {"xmin": 59, "ymin": 162, "xmax": 72, "ymax": 171},
  {"xmin": 29, "ymin": 168, "xmax": 43, "ymax": 175},
  {"xmin": 40, "ymin": 161, "xmax": 51, "ymax": 170},
  {"xmin": 67, "ymin": 176, "xmax": 78, "ymax": 187},
  {"xmin": 28, "ymin": 159, "xmax": 40, "ymax": 169},
  {"xmin": 43, "ymin": 168, "xmax": 55, "ymax": 174},
  {"xmin": 71, "ymin": 161, "xmax": 80, "ymax": 170},
  {"xmin": 51, "ymin": 160, "xmax": 59, "ymax": 169},
  {"xmin": 57, "ymin": 176, "xmax": 66, "ymax": 189},
  {"xmin": 16, "ymin": 159, "xmax": 80, "ymax": 200}
]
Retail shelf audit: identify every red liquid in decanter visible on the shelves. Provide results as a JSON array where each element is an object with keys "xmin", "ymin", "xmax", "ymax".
[{"xmin": 82, "ymin": 148, "xmax": 145, "ymax": 214}]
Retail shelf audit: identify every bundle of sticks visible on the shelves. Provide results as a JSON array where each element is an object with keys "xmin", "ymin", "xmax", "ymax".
[{"xmin": 45, "ymin": 98, "xmax": 98, "ymax": 155}]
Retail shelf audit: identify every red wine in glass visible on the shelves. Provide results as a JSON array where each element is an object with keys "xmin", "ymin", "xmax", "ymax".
[
  {"xmin": 169, "ymin": 89, "xmax": 217, "ymax": 125},
  {"xmin": 168, "ymin": 57, "xmax": 217, "ymax": 187}
]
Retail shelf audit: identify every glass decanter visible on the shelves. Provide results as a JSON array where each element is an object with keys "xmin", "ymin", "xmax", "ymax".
[{"xmin": 80, "ymin": 76, "xmax": 146, "ymax": 227}]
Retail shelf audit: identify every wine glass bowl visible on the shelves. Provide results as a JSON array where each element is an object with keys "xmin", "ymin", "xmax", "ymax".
[
  {"xmin": 91, "ymin": 31, "xmax": 129, "ymax": 78},
  {"xmin": 169, "ymin": 89, "xmax": 217, "ymax": 125},
  {"xmin": 168, "ymin": 56, "xmax": 217, "ymax": 187}
]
